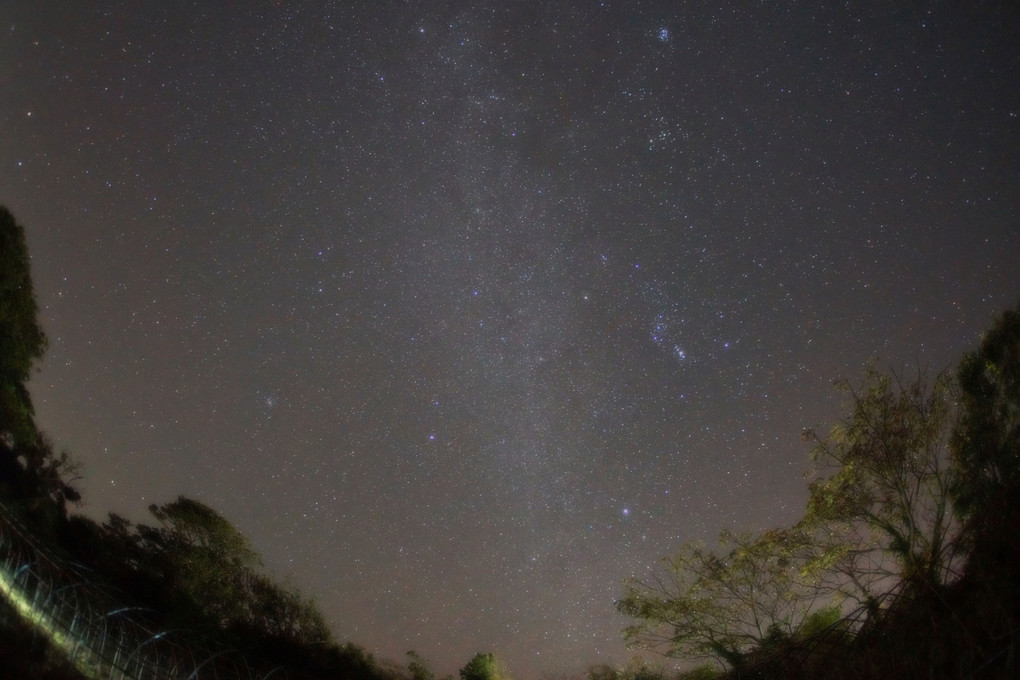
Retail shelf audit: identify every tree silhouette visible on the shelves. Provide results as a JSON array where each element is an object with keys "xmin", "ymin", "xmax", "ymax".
[
  {"xmin": 802, "ymin": 368, "xmax": 960, "ymax": 596},
  {"xmin": 950, "ymin": 305, "xmax": 1020, "ymax": 581},
  {"xmin": 620, "ymin": 366, "xmax": 966, "ymax": 671},
  {"xmin": 951, "ymin": 305, "xmax": 1020, "ymax": 517},
  {"xmin": 141, "ymin": 496, "xmax": 262, "ymax": 627},
  {"xmin": 618, "ymin": 528, "xmax": 824, "ymax": 668},
  {"xmin": 0, "ymin": 206, "xmax": 79, "ymax": 525},
  {"xmin": 0, "ymin": 205, "xmax": 47, "ymax": 447},
  {"xmin": 460, "ymin": 653, "xmax": 509, "ymax": 680}
]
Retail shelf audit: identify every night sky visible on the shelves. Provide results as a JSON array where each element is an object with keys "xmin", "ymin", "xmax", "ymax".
[{"xmin": 3, "ymin": 2, "xmax": 1019, "ymax": 677}]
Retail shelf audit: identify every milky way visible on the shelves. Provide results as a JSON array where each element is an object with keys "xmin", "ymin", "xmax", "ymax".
[{"xmin": 3, "ymin": 2, "xmax": 1019, "ymax": 676}]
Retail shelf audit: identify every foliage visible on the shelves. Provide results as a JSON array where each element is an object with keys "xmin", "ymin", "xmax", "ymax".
[
  {"xmin": 618, "ymin": 528, "xmax": 825, "ymax": 668},
  {"xmin": 140, "ymin": 496, "xmax": 262, "ymax": 627},
  {"xmin": 83, "ymin": 496, "xmax": 334, "ymax": 650},
  {"xmin": 801, "ymin": 367, "xmax": 960, "ymax": 596},
  {"xmin": 582, "ymin": 659, "xmax": 675, "ymax": 680},
  {"xmin": 408, "ymin": 651, "xmax": 437, "ymax": 680},
  {"xmin": 243, "ymin": 572, "xmax": 332, "ymax": 642},
  {"xmin": 794, "ymin": 604, "xmax": 841, "ymax": 639},
  {"xmin": 0, "ymin": 432, "xmax": 81, "ymax": 522},
  {"xmin": 460, "ymin": 652, "xmax": 509, "ymax": 680},
  {"xmin": 620, "ymin": 366, "xmax": 974, "ymax": 673},
  {"xmin": 326, "ymin": 642, "xmax": 403, "ymax": 680},
  {"xmin": 0, "ymin": 206, "xmax": 79, "ymax": 532},
  {"xmin": 0, "ymin": 206, "xmax": 47, "ymax": 446},
  {"xmin": 673, "ymin": 664, "xmax": 722, "ymax": 680},
  {"xmin": 677, "ymin": 664, "xmax": 720, "ymax": 680},
  {"xmin": 950, "ymin": 305, "xmax": 1020, "ymax": 519}
]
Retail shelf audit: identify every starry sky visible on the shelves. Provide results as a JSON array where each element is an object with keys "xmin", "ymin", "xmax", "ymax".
[{"xmin": 2, "ymin": 2, "xmax": 1019, "ymax": 677}]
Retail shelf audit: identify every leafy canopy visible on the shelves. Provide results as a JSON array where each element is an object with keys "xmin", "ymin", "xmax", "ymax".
[
  {"xmin": 620, "ymin": 364, "xmax": 966, "ymax": 670},
  {"xmin": 123, "ymin": 496, "xmax": 331, "ymax": 644},
  {"xmin": 950, "ymin": 306, "xmax": 1020, "ymax": 518},
  {"xmin": 0, "ymin": 205, "xmax": 48, "ymax": 444},
  {"xmin": 802, "ymin": 367, "xmax": 960, "ymax": 594},
  {"xmin": 460, "ymin": 653, "xmax": 509, "ymax": 680},
  {"xmin": 618, "ymin": 528, "xmax": 824, "ymax": 668}
]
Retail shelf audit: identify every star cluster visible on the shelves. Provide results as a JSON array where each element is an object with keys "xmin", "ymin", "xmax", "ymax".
[{"xmin": 2, "ymin": 2, "xmax": 1018, "ymax": 676}]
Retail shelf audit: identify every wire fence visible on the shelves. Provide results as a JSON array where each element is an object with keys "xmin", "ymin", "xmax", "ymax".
[{"xmin": 0, "ymin": 500, "xmax": 299, "ymax": 680}]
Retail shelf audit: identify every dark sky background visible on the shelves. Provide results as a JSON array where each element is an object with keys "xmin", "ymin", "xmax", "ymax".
[{"xmin": 3, "ymin": 1, "xmax": 1019, "ymax": 677}]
